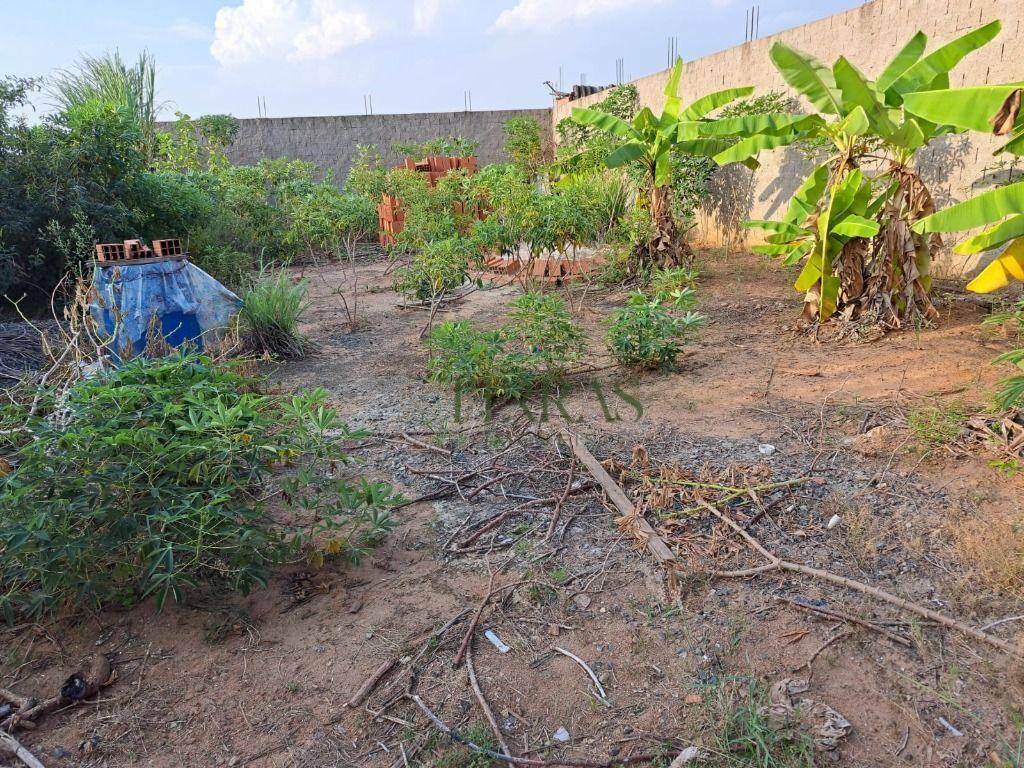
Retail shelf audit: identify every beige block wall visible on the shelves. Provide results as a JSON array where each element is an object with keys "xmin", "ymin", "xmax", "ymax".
[{"xmin": 551, "ymin": 0, "xmax": 1024, "ymax": 277}]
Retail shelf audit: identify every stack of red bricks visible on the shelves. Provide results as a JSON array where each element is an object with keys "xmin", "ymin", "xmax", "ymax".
[
  {"xmin": 377, "ymin": 156, "xmax": 481, "ymax": 247},
  {"xmin": 478, "ymin": 255, "xmax": 600, "ymax": 284},
  {"xmin": 94, "ymin": 238, "xmax": 184, "ymax": 263}
]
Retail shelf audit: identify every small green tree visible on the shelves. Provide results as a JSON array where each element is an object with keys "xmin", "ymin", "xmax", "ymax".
[
  {"xmin": 504, "ymin": 117, "xmax": 544, "ymax": 177},
  {"xmin": 287, "ymin": 184, "xmax": 378, "ymax": 326}
]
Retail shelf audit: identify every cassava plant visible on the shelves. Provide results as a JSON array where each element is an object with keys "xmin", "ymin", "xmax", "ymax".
[
  {"xmin": 287, "ymin": 184, "xmax": 378, "ymax": 326},
  {"xmin": 571, "ymin": 57, "xmax": 756, "ymax": 271},
  {"xmin": 0, "ymin": 354, "xmax": 400, "ymax": 619},
  {"xmin": 607, "ymin": 289, "xmax": 704, "ymax": 371},
  {"xmin": 705, "ymin": 21, "xmax": 1002, "ymax": 327}
]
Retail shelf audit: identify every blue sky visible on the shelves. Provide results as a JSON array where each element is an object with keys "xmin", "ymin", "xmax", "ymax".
[{"xmin": 3, "ymin": 0, "xmax": 864, "ymax": 119}]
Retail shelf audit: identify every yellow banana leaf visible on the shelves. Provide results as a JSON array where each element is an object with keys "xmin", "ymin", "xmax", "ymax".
[{"xmin": 966, "ymin": 237, "xmax": 1024, "ymax": 292}]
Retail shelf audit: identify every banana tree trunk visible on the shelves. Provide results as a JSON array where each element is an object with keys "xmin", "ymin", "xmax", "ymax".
[{"xmin": 633, "ymin": 184, "xmax": 694, "ymax": 272}]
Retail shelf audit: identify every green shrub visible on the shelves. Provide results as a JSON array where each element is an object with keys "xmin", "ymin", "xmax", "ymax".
[
  {"xmin": 345, "ymin": 144, "xmax": 387, "ymax": 202},
  {"xmin": 607, "ymin": 291, "xmax": 704, "ymax": 370},
  {"xmin": 427, "ymin": 293, "xmax": 587, "ymax": 404},
  {"xmin": 190, "ymin": 246, "xmax": 252, "ymax": 292},
  {"xmin": 427, "ymin": 320, "xmax": 532, "ymax": 405},
  {"xmin": 507, "ymin": 292, "xmax": 585, "ymax": 382},
  {"xmin": 0, "ymin": 354, "xmax": 400, "ymax": 620},
  {"xmin": 241, "ymin": 266, "xmax": 310, "ymax": 358},
  {"xmin": 393, "ymin": 237, "xmax": 473, "ymax": 303}
]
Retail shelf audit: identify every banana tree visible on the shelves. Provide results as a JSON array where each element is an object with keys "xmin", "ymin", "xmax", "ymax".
[
  {"xmin": 904, "ymin": 83, "xmax": 1024, "ymax": 291},
  {"xmin": 571, "ymin": 57, "xmax": 755, "ymax": 270},
  {"xmin": 702, "ymin": 21, "xmax": 1001, "ymax": 325}
]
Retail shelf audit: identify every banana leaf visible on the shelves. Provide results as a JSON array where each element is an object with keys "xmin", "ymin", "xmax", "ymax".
[
  {"xmin": 680, "ymin": 86, "xmax": 755, "ymax": 121},
  {"xmin": 770, "ymin": 42, "xmax": 843, "ymax": 115},
  {"xmin": 834, "ymin": 57, "xmax": 898, "ymax": 141},
  {"xmin": 832, "ymin": 214, "xmax": 880, "ymax": 238},
  {"xmin": 954, "ymin": 214, "xmax": 1024, "ymax": 255},
  {"xmin": 662, "ymin": 57, "xmax": 684, "ymax": 119},
  {"xmin": 889, "ymin": 20, "xmax": 1001, "ymax": 99},
  {"xmin": 903, "ymin": 85, "xmax": 1024, "ymax": 132},
  {"xmin": 605, "ymin": 142, "xmax": 647, "ymax": 168},
  {"xmin": 915, "ymin": 180, "xmax": 1024, "ymax": 233},
  {"xmin": 877, "ymin": 32, "xmax": 928, "ymax": 95},
  {"xmin": 571, "ymin": 108, "xmax": 637, "ymax": 140}
]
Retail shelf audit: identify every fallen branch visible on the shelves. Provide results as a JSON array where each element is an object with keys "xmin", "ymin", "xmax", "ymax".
[
  {"xmin": 0, "ymin": 732, "xmax": 45, "ymax": 768},
  {"xmin": 0, "ymin": 688, "xmax": 32, "ymax": 711},
  {"xmin": 466, "ymin": 646, "xmax": 513, "ymax": 759},
  {"xmin": 454, "ymin": 568, "xmax": 500, "ymax": 668},
  {"xmin": 347, "ymin": 659, "xmax": 399, "ymax": 708},
  {"xmin": 779, "ymin": 597, "xmax": 912, "ymax": 647},
  {"xmin": 552, "ymin": 646, "xmax": 609, "ymax": 706},
  {"xmin": 696, "ymin": 499, "xmax": 1023, "ymax": 660},
  {"xmin": 546, "ymin": 458, "xmax": 576, "ymax": 541},
  {"xmin": 405, "ymin": 693, "xmax": 661, "ymax": 767},
  {"xmin": 559, "ymin": 429, "xmax": 676, "ymax": 567}
]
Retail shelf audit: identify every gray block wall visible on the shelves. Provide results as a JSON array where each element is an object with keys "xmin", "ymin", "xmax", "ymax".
[
  {"xmin": 552, "ymin": 0, "xmax": 1024, "ymax": 275},
  {"xmin": 218, "ymin": 108, "xmax": 552, "ymax": 183}
]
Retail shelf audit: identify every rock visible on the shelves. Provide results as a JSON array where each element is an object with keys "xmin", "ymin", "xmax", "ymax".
[
  {"xmin": 572, "ymin": 594, "xmax": 592, "ymax": 610},
  {"xmin": 845, "ymin": 425, "xmax": 896, "ymax": 457},
  {"xmin": 826, "ymin": 514, "xmax": 841, "ymax": 530},
  {"xmin": 669, "ymin": 746, "xmax": 701, "ymax": 766}
]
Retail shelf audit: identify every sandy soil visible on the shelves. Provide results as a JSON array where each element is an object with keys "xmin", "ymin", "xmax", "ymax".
[{"xmin": 3, "ymin": 250, "xmax": 1023, "ymax": 768}]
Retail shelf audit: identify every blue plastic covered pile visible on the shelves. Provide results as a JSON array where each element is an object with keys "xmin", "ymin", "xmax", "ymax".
[{"xmin": 90, "ymin": 257, "xmax": 242, "ymax": 362}]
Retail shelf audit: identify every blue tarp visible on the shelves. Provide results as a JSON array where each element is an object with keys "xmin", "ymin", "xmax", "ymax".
[{"xmin": 90, "ymin": 258, "xmax": 242, "ymax": 362}]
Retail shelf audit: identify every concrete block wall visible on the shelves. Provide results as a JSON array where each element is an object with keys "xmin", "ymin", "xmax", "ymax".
[
  {"xmin": 551, "ymin": 0, "xmax": 1023, "ymax": 274},
  {"xmin": 219, "ymin": 108, "xmax": 552, "ymax": 183}
]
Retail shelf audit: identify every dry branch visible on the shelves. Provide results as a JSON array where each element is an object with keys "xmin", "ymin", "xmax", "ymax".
[
  {"xmin": 1, "ymin": 653, "xmax": 114, "ymax": 732},
  {"xmin": 696, "ymin": 499, "xmax": 1023, "ymax": 660},
  {"xmin": 466, "ymin": 646, "xmax": 513, "ymax": 759},
  {"xmin": 347, "ymin": 659, "xmax": 399, "ymax": 708},
  {"xmin": 0, "ymin": 732, "xmax": 45, "ymax": 768},
  {"xmin": 779, "ymin": 597, "xmax": 912, "ymax": 647},
  {"xmin": 552, "ymin": 646, "xmax": 609, "ymax": 706}
]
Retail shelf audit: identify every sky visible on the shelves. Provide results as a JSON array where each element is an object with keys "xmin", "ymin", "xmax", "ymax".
[{"xmin": 2, "ymin": 0, "xmax": 866, "ymax": 120}]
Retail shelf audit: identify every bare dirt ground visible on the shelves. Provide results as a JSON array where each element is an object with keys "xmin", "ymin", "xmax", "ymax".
[{"xmin": 4, "ymin": 250, "xmax": 1024, "ymax": 768}]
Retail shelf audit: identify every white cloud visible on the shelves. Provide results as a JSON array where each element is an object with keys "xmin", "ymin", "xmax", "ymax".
[
  {"xmin": 491, "ymin": 0, "xmax": 665, "ymax": 33},
  {"xmin": 211, "ymin": 0, "xmax": 375, "ymax": 65},
  {"xmin": 293, "ymin": 0, "xmax": 374, "ymax": 58},
  {"xmin": 412, "ymin": 0, "xmax": 451, "ymax": 33}
]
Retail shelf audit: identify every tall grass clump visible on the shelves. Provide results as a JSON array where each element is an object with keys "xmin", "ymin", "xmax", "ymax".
[
  {"xmin": 241, "ymin": 265, "xmax": 310, "ymax": 358},
  {"xmin": 48, "ymin": 50, "xmax": 161, "ymax": 158}
]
